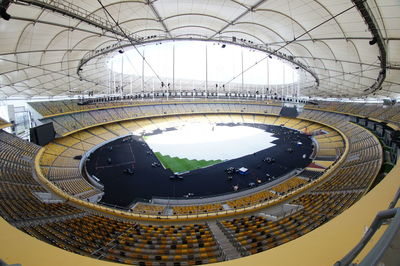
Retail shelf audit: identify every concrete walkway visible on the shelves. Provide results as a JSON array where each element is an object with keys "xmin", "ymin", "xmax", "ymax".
[{"xmin": 207, "ymin": 221, "xmax": 242, "ymax": 260}]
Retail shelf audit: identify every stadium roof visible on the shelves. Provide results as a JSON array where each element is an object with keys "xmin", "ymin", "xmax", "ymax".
[{"xmin": 0, "ymin": 0, "xmax": 399, "ymax": 100}]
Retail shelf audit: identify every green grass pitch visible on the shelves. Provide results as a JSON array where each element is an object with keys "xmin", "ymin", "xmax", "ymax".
[{"xmin": 154, "ymin": 152, "xmax": 223, "ymax": 173}]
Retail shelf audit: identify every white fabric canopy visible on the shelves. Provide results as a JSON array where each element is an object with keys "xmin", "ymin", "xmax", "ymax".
[{"xmin": 0, "ymin": 0, "xmax": 398, "ymax": 99}]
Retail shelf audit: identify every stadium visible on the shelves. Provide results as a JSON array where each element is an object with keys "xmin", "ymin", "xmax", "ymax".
[{"xmin": 0, "ymin": 1, "xmax": 399, "ymax": 266}]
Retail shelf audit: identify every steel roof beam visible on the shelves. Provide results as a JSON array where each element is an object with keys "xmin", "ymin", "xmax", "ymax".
[
  {"xmin": 146, "ymin": 0, "xmax": 172, "ymax": 38},
  {"xmin": 13, "ymin": 0, "xmax": 139, "ymax": 42},
  {"xmin": 208, "ymin": 0, "xmax": 268, "ymax": 40},
  {"xmin": 352, "ymin": 0, "xmax": 387, "ymax": 95}
]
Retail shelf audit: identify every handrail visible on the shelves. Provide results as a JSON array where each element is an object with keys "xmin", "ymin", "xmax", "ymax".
[
  {"xmin": 388, "ymin": 188, "xmax": 400, "ymax": 209},
  {"xmin": 216, "ymin": 220, "xmax": 249, "ymax": 256},
  {"xmin": 358, "ymin": 208, "xmax": 400, "ymax": 266},
  {"xmin": 334, "ymin": 208, "xmax": 398, "ymax": 266},
  {"xmin": 334, "ymin": 186, "xmax": 400, "ymax": 266}
]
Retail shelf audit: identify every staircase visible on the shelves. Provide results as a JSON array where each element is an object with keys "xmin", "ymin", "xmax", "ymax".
[{"xmin": 207, "ymin": 221, "xmax": 242, "ymax": 260}]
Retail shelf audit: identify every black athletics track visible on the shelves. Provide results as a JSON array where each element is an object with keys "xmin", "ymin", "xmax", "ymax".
[{"xmin": 85, "ymin": 123, "xmax": 314, "ymax": 208}]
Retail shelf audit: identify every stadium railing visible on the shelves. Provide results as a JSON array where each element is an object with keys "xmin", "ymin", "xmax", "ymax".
[{"xmin": 335, "ymin": 188, "xmax": 400, "ymax": 266}]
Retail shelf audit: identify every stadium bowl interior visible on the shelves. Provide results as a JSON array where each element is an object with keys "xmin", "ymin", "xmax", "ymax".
[{"xmin": 0, "ymin": 1, "xmax": 399, "ymax": 266}]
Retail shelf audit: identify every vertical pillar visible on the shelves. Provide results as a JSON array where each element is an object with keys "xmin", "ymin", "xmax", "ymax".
[
  {"xmin": 267, "ymin": 57, "xmax": 270, "ymax": 100},
  {"xmin": 112, "ymin": 64, "xmax": 116, "ymax": 94},
  {"xmin": 173, "ymin": 43, "xmax": 175, "ymax": 93},
  {"xmin": 142, "ymin": 49, "xmax": 145, "ymax": 93},
  {"xmin": 205, "ymin": 43, "xmax": 208, "ymax": 98},
  {"xmin": 292, "ymin": 67, "xmax": 295, "ymax": 101},
  {"xmin": 130, "ymin": 73, "xmax": 133, "ymax": 95},
  {"xmin": 121, "ymin": 53, "xmax": 124, "ymax": 96},
  {"xmin": 192, "ymin": 80, "xmax": 195, "ymax": 100},
  {"xmin": 108, "ymin": 64, "xmax": 111, "ymax": 95},
  {"xmin": 282, "ymin": 63, "xmax": 285, "ymax": 102},
  {"xmin": 241, "ymin": 47, "xmax": 244, "ymax": 92}
]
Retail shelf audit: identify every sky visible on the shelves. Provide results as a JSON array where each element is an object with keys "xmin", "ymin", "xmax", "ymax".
[{"xmin": 107, "ymin": 40, "xmax": 299, "ymax": 86}]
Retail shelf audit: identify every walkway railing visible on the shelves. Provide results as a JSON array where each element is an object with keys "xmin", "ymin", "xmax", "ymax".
[{"xmin": 335, "ymin": 188, "xmax": 400, "ymax": 266}]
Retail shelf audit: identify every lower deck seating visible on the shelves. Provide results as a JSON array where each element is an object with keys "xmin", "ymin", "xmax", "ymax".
[
  {"xmin": 22, "ymin": 215, "xmax": 224, "ymax": 265},
  {"xmin": 270, "ymin": 177, "xmax": 308, "ymax": 195},
  {"xmin": 172, "ymin": 203, "xmax": 224, "ymax": 215},
  {"xmin": 39, "ymin": 130, "xmax": 107, "ymax": 199},
  {"xmin": 132, "ymin": 203, "xmax": 165, "ymax": 215},
  {"xmin": 226, "ymin": 190, "xmax": 277, "ymax": 209},
  {"xmin": 54, "ymin": 179, "xmax": 100, "ymax": 197},
  {"xmin": 220, "ymin": 191, "xmax": 361, "ymax": 255}
]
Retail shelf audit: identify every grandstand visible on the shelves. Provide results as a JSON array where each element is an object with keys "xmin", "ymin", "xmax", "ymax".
[
  {"xmin": 0, "ymin": 101, "xmax": 397, "ymax": 265},
  {"xmin": 0, "ymin": 1, "xmax": 399, "ymax": 266}
]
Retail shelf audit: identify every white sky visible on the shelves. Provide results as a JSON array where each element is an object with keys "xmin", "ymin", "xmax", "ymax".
[{"xmin": 108, "ymin": 41, "xmax": 298, "ymax": 85}]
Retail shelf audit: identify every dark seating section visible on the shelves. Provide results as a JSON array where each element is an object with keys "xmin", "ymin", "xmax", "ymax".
[
  {"xmin": 305, "ymin": 101, "xmax": 400, "ymax": 124},
  {"xmin": 297, "ymin": 169, "xmax": 323, "ymax": 180}
]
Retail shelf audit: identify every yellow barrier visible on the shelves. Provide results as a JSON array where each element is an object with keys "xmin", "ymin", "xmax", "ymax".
[{"xmin": 0, "ymin": 122, "xmax": 12, "ymax": 129}]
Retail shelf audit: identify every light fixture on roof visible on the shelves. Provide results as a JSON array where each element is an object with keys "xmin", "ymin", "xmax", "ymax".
[
  {"xmin": 0, "ymin": 0, "xmax": 11, "ymax": 21},
  {"xmin": 369, "ymin": 37, "xmax": 377, "ymax": 45},
  {"xmin": 118, "ymin": 49, "xmax": 124, "ymax": 54}
]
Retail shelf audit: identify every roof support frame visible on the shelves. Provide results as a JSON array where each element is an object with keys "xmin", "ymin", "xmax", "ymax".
[
  {"xmin": 208, "ymin": 0, "xmax": 269, "ymax": 40},
  {"xmin": 76, "ymin": 36, "xmax": 319, "ymax": 89},
  {"xmin": 13, "ymin": 0, "xmax": 140, "ymax": 43},
  {"xmin": 351, "ymin": 0, "xmax": 387, "ymax": 95},
  {"xmin": 253, "ymin": 8, "xmax": 313, "ymax": 40},
  {"xmin": 146, "ymin": 0, "xmax": 172, "ymax": 38}
]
